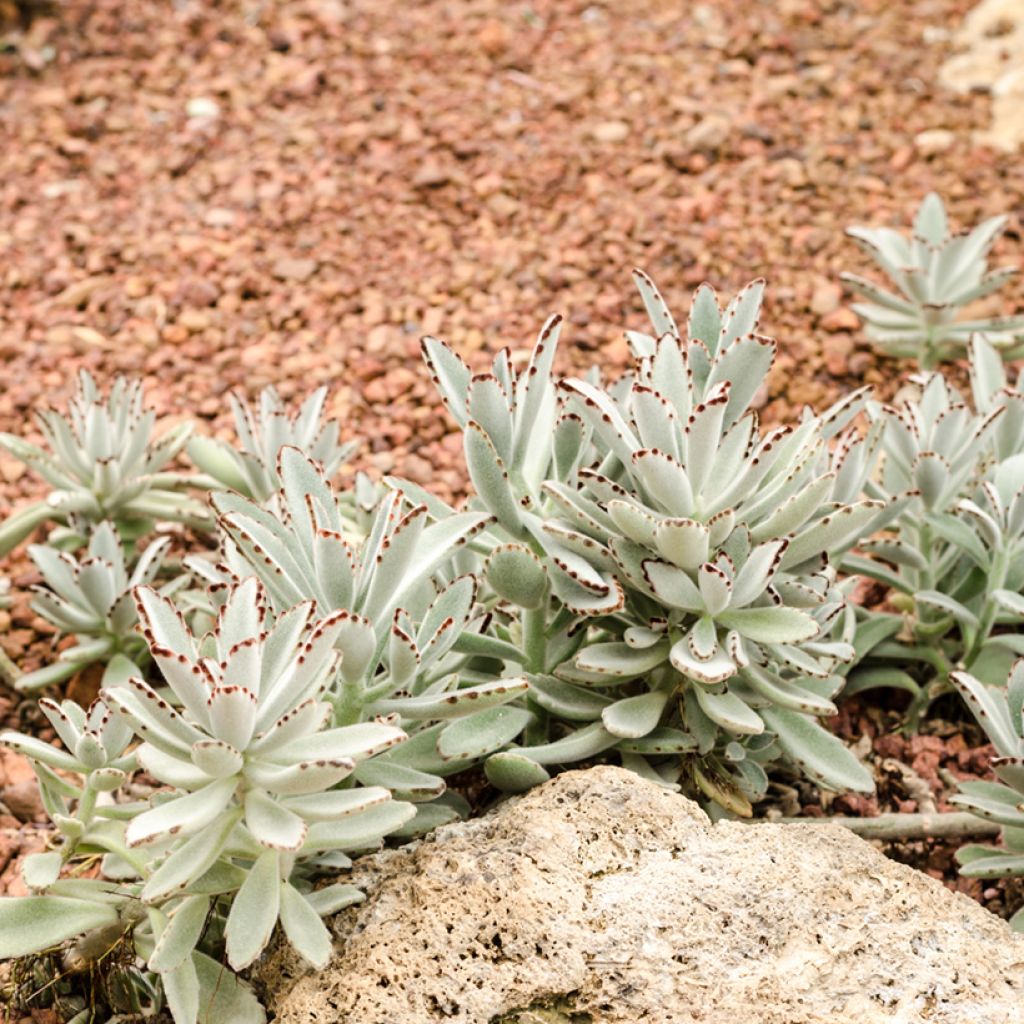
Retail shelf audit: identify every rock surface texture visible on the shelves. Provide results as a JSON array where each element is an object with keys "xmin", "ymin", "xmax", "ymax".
[
  {"xmin": 261, "ymin": 767, "xmax": 1024, "ymax": 1024},
  {"xmin": 940, "ymin": 0, "xmax": 1024, "ymax": 150}
]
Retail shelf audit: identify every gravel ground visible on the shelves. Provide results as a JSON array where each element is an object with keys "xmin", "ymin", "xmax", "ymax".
[
  {"xmin": 1, "ymin": 0, "xmax": 1022, "ymax": 503},
  {"xmin": 1, "ymin": 0, "xmax": 1024, "ymax": 921}
]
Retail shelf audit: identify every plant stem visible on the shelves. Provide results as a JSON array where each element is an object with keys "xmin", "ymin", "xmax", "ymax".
[
  {"xmin": 762, "ymin": 811, "xmax": 1000, "ymax": 841},
  {"xmin": 522, "ymin": 604, "xmax": 547, "ymax": 674},
  {"xmin": 963, "ymin": 545, "xmax": 1010, "ymax": 671},
  {"xmin": 0, "ymin": 646, "xmax": 20, "ymax": 686}
]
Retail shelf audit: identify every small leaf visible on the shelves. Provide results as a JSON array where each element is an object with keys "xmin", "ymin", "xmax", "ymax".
[
  {"xmin": 436, "ymin": 706, "xmax": 533, "ymax": 761},
  {"xmin": 485, "ymin": 543, "xmax": 548, "ymax": 610},
  {"xmin": 22, "ymin": 851, "xmax": 62, "ymax": 890},
  {"xmin": 485, "ymin": 751, "xmax": 551, "ymax": 793},
  {"xmin": 601, "ymin": 691, "xmax": 670, "ymax": 738}
]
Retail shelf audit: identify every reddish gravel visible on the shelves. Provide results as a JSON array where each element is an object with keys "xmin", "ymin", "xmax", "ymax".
[
  {"xmin": 2, "ymin": 0, "xmax": 1023, "ymax": 509},
  {"xmin": 2, "ymin": 0, "xmax": 1024, "ymax": 922}
]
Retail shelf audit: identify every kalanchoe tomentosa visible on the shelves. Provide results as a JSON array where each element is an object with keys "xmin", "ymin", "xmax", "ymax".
[
  {"xmin": 16, "ymin": 521, "xmax": 170, "ymax": 691},
  {"xmin": 843, "ymin": 192, "xmax": 1024, "ymax": 368},
  {"xmin": 202, "ymin": 446, "xmax": 531, "ymax": 833},
  {"xmin": 844, "ymin": 335, "xmax": 1024, "ymax": 724},
  {"xmin": 187, "ymin": 385, "xmax": 358, "ymax": 504},
  {"xmin": 0, "ymin": 576, "xmax": 419, "ymax": 1024},
  {"xmin": 949, "ymin": 664, "xmax": 1024, "ymax": 930},
  {"xmin": 422, "ymin": 270, "xmax": 884, "ymax": 812},
  {"xmin": 0, "ymin": 371, "xmax": 210, "ymax": 555}
]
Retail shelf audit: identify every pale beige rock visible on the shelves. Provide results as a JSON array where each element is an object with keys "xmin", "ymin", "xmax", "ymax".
[
  {"xmin": 590, "ymin": 121, "xmax": 630, "ymax": 144},
  {"xmin": 914, "ymin": 128, "xmax": 956, "ymax": 155},
  {"xmin": 260, "ymin": 767, "xmax": 1024, "ymax": 1024},
  {"xmin": 940, "ymin": 0, "xmax": 1024, "ymax": 150}
]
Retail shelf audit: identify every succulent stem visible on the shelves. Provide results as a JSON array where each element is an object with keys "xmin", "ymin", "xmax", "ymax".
[
  {"xmin": 522, "ymin": 604, "xmax": 547, "ymax": 674},
  {"xmin": 764, "ymin": 811, "xmax": 1000, "ymax": 841},
  {"xmin": 0, "ymin": 646, "xmax": 20, "ymax": 686}
]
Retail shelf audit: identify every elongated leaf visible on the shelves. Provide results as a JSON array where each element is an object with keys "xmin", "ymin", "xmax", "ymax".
[
  {"xmin": 465, "ymin": 421, "xmax": 524, "ymax": 537},
  {"xmin": 436, "ymin": 706, "xmax": 533, "ymax": 761},
  {"xmin": 717, "ymin": 606, "xmax": 818, "ymax": 644},
  {"xmin": 781, "ymin": 501, "xmax": 885, "ymax": 568},
  {"xmin": 957, "ymin": 851, "xmax": 1024, "ymax": 878},
  {"xmin": 422, "ymin": 336, "xmax": 471, "ymax": 426},
  {"xmin": 841, "ymin": 667, "xmax": 921, "ymax": 699},
  {"xmin": 633, "ymin": 269, "xmax": 679, "ymax": 340},
  {"xmin": 616, "ymin": 727, "xmax": 698, "ymax": 754},
  {"xmin": 127, "ymin": 779, "xmax": 236, "ymax": 848},
  {"xmin": 389, "ymin": 801, "xmax": 461, "ymax": 838},
  {"xmin": 303, "ymin": 800, "xmax": 417, "ymax": 853},
  {"xmin": 306, "ymin": 883, "xmax": 365, "ymax": 916},
  {"xmin": 194, "ymin": 950, "xmax": 266, "ymax": 1024},
  {"xmin": 225, "ymin": 849, "xmax": 281, "ymax": 970},
  {"xmin": 950, "ymin": 782, "xmax": 1024, "ymax": 828},
  {"xmin": 149, "ymin": 895, "xmax": 211, "ymax": 973},
  {"xmin": 371, "ymin": 678, "xmax": 528, "ymax": 721},
  {"xmin": 527, "ymin": 675, "xmax": 612, "ymax": 721},
  {"xmin": 163, "ymin": 953, "xmax": 200, "ymax": 1024},
  {"xmin": 0, "ymin": 732, "xmax": 81, "ymax": 771},
  {"xmin": 0, "ymin": 896, "xmax": 119, "ymax": 958},
  {"xmin": 951, "ymin": 670, "xmax": 1022, "ymax": 756},
  {"xmin": 575, "ymin": 641, "xmax": 669, "ymax": 680},
  {"xmin": 742, "ymin": 664, "xmax": 838, "ymax": 715},
  {"xmin": 143, "ymin": 810, "xmax": 243, "ymax": 903},
  {"xmin": 760, "ymin": 706, "xmax": 874, "ymax": 793},
  {"xmin": 352, "ymin": 760, "xmax": 446, "ymax": 801},
  {"xmin": 511, "ymin": 721, "xmax": 617, "ymax": 765},
  {"xmin": 279, "ymin": 882, "xmax": 333, "ymax": 968}
]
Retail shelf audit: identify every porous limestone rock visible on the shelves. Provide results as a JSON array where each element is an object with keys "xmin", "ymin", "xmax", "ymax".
[{"xmin": 259, "ymin": 766, "xmax": 1024, "ymax": 1024}]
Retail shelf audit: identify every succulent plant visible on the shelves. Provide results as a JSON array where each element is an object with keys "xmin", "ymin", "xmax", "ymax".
[
  {"xmin": 0, "ymin": 576, "xmax": 422, "ymax": 1024},
  {"xmin": 949, "ymin": 664, "xmax": 1024, "ymax": 929},
  {"xmin": 0, "ymin": 574, "xmax": 17, "ymax": 685},
  {"xmin": 16, "ymin": 521, "xmax": 171, "ymax": 691},
  {"xmin": 0, "ymin": 371, "xmax": 210, "ymax": 555},
  {"xmin": 843, "ymin": 192, "xmax": 1024, "ymax": 368},
  {"xmin": 1, "ymin": 693, "xmax": 136, "ymax": 879},
  {"xmin": 187, "ymin": 385, "xmax": 358, "ymax": 504},
  {"xmin": 844, "ymin": 335, "xmax": 1024, "ymax": 724},
  {"xmin": 420, "ymin": 271, "xmax": 884, "ymax": 812},
  {"xmin": 203, "ymin": 446, "xmax": 531, "ymax": 832}
]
